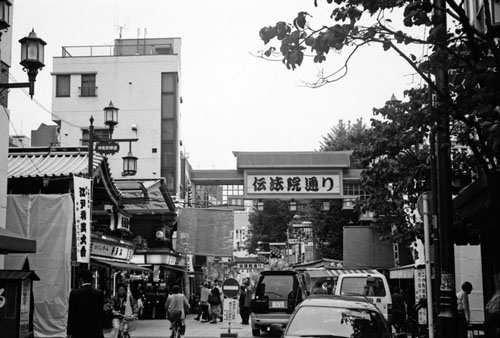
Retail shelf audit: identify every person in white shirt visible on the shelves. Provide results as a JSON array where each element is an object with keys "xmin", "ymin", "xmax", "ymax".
[{"xmin": 457, "ymin": 281, "xmax": 473, "ymax": 338}]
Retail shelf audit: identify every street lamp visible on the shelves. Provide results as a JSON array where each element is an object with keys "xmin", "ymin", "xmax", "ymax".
[
  {"xmin": 103, "ymin": 101, "xmax": 119, "ymax": 135},
  {"xmin": 88, "ymin": 102, "xmax": 138, "ymax": 178},
  {"xmin": 321, "ymin": 201, "xmax": 330, "ymax": 211},
  {"xmin": 0, "ymin": 29, "xmax": 46, "ymax": 98},
  {"xmin": 0, "ymin": 0, "xmax": 11, "ymax": 33},
  {"xmin": 289, "ymin": 199, "xmax": 297, "ymax": 212},
  {"xmin": 122, "ymin": 143, "xmax": 138, "ymax": 176},
  {"xmin": 256, "ymin": 200, "xmax": 264, "ymax": 211}
]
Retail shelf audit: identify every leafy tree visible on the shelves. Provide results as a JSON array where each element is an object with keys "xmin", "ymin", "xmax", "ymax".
[
  {"xmin": 354, "ymin": 89, "xmax": 433, "ymax": 241},
  {"xmin": 258, "ymin": 0, "xmax": 500, "ymax": 178},
  {"xmin": 304, "ymin": 200, "xmax": 357, "ymax": 259},
  {"xmin": 247, "ymin": 200, "xmax": 292, "ymax": 253}
]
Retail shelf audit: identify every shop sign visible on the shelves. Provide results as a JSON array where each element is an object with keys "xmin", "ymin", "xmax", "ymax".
[
  {"xmin": 19, "ymin": 280, "xmax": 31, "ymax": 337},
  {"xmin": 223, "ymin": 298, "xmax": 239, "ymax": 322},
  {"xmin": 246, "ymin": 173, "xmax": 341, "ymax": 196},
  {"xmin": 414, "ymin": 268, "xmax": 427, "ymax": 302},
  {"xmin": 74, "ymin": 176, "xmax": 91, "ymax": 263},
  {"xmin": 146, "ymin": 254, "xmax": 178, "ymax": 265},
  {"xmin": 91, "ymin": 241, "xmax": 134, "ymax": 260}
]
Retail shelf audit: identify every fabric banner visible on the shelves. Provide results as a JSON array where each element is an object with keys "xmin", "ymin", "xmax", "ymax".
[
  {"xmin": 5, "ymin": 194, "xmax": 73, "ymax": 338},
  {"xmin": 176, "ymin": 208, "xmax": 234, "ymax": 257},
  {"xmin": 73, "ymin": 176, "xmax": 91, "ymax": 263}
]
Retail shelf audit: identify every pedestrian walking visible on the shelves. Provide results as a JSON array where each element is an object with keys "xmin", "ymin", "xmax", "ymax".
[
  {"xmin": 239, "ymin": 285, "xmax": 246, "ymax": 324},
  {"xmin": 457, "ymin": 281, "xmax": 473, "ymax": 338},
  {"xmin": 66, "ymin": 269, "xmax": 105, "ymax": 338},
  {"xmin": 214, "ymin": 279, "xmax": 224, "ymax": 322},
  {"xmin": 208, "ymin": 286, "xmax": 222, "ymax": 324},
  {"xmin": 242, "ymin": 282, "xmax": 252, "ymax": 325},
  {"xmin": 195, "ymin": 282, "xmax": 211, "ymax": 322},
  {"xmin": 165, "ymin": 285, "xmax": 190, "ymax": 338},
  {"xmin": 391, "ymin": 288, "xmax": 406, "ymax": 333}
]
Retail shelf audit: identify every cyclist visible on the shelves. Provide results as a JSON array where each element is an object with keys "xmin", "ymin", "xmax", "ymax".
[
  {"xmin": 110, "ymin": 283, "xmax": 138, "ymax": 338},
  {"xmin": 165, "ymin": 285, "xmax": 190, "ymax": 338}
]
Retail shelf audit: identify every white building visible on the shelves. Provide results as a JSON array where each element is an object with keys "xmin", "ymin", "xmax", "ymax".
[{"xmin": 51, "ymin": 38, "xmax": 183, "ymax": 198}]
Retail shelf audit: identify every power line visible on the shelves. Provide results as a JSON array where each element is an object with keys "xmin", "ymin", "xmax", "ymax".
[{"xmin": 8, "ymin": 73, "xmax": 87, "ymax": 129}]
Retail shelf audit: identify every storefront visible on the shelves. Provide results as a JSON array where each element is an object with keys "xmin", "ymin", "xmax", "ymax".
[
  {"xmin": 87, "ymin": 233, "xmax": 151, "ymax": 298},
  {"xmin": 131, "ymin": 249, "xmax": 188, "ymax": 319}
]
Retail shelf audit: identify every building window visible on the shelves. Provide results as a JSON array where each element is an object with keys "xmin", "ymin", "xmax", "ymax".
[
  {"xmin": 56, "ymin": 75, "xmax": 70, "ymax": 97},
  {"xmin": 152, "ymin": 148, "xmax": 157, "ymax": 153},
  {"xmin": 80, "ymin": 74, "xmax": 97, "ymax": 97}
]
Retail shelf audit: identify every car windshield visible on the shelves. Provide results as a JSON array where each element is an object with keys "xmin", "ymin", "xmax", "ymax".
[
  {"xmin": 339, "ymin": 277, "xmax": 386, "ymax": 297},
  {"xmin": 256, "ymin": 275, "xmax": 295, "ymax": 299},
  {"xmin": 286, "ymin": 306, "xmax": 391, "ymax": 338}
]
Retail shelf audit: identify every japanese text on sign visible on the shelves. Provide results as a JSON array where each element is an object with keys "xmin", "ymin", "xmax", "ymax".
[
  {"xmin": 91, "ymin": 241, "xmax": 134, "ymax": 260},
  {"xmin": 414, "ymin": 268, "xmax": 427, "ymax": 302},
  {"xmin": 247, "ymin": 174, "xmax": 340, "ymax": 195},
  {"xmin": 74, "ymin": 176, "xmax": 92, "ymax": 263},
  {"xmin": 223, "ymin": 299, "xmax": 239, "ymax": 322}
]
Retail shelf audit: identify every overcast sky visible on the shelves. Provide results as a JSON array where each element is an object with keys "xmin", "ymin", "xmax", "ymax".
[{"xmin": 8, "ymin": 0, "xmax": 423, "ymax": 169}]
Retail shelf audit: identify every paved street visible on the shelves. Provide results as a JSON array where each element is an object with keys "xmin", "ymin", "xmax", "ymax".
[{"xmin": 104, "ymin": 314, "xmax": 268, "ymax": 338}]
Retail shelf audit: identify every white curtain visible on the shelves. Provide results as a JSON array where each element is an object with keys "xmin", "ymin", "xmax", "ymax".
[{"xmin": 5, "ymin": 194, "xmax": 73, "ymax": 338}]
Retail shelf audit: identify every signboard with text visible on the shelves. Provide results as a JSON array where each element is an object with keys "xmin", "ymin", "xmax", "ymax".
[
  {"xmin": 414, "ymin": 268, "xmax": 427, "ymax": 302},
  {"xmin": 91, "ymin": 240, "xmax": 134, "ymax": 260},
  {"xmin": 246, "ymin": 172, "xmax": 341, "ymax": 198},
  {"xmin": 223, "ymin": 298, "xmax": 239, "ymax": 322},
  {"xmin": 74, "ymin": 176, "xmax": 91, "ymax": 263}
]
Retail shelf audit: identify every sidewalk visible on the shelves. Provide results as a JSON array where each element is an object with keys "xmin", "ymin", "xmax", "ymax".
[{"xmin": 105, "ymin": 314, "xmax": 256, "ymax": 338}]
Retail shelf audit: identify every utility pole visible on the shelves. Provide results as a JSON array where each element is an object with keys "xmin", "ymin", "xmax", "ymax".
[{"xmin": 434, "ymin": 0, "xmax": 458, "ymax": 336}]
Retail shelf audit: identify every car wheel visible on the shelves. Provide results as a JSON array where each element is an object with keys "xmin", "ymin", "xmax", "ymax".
[{"xmin": 252, "ymin": 328, "xmax": 261, "ymax": 336}]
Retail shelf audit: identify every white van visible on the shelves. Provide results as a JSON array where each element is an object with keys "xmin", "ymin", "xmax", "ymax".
[{"xmin": 334, "ymin": 272, "xmax": 392, "ymax": 321}]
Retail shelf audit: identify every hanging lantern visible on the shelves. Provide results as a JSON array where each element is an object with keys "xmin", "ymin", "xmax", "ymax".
[
  {"xmin": 257, "ymin": 200, "xmax": 264, "ymax": 211},
  {"xmin": 0, "ymin": 0, "xmax": 11, "ymax": 32},
  {"xmin": 122, "ymin": 152, "xmax": 138, "ymax": 176},
  {"xmin": 104, "ymin": 101, "xmax": 119, "ymax": 132}
]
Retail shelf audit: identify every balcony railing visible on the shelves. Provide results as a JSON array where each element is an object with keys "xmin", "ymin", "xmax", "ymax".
[{"xmin": 62, "ymin": 43, "xmax": 174, "ymax": 58}]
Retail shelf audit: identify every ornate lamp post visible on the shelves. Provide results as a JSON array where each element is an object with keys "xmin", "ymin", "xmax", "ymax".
[
  {"xmin": 88, "ymin": 101, "xmax": 138, "ymax": 178},
  {"xmin": 0, "ymin": 29, "xmax": 46, "ymax": 99}
]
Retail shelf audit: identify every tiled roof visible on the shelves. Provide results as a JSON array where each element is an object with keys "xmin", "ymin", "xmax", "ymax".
[
  {"xmin": 8, "ymin": 150, "xmax": 103, "ymax": 178},
  {"xmin": 115, "ymin": 179, "xmax": 177, "ymax": 214},
  {"xmin": 232, "ymin": 151, "xmax": 352, "ymax": 168}
]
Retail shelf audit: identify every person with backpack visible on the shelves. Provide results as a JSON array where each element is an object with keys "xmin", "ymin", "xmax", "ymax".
[{"xmin": 208, "ymin": 286, "xmax": 222, "ymax": 324}]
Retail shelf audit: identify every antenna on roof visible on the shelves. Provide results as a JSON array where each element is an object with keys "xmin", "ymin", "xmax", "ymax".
[{"xmin": 114, "ymin": 13, "xmax": 129, "ymax": 39}]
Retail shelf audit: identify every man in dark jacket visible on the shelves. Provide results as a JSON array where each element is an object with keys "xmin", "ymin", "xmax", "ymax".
[{"xmin": 67, "ymin": 269, "xmax": 104, "ymax": 338}]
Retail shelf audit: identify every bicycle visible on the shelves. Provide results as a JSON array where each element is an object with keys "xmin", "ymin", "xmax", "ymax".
[
  {"xmin": 170, "ymin": 317, "xmax": 182, "ymax": 338},
  {"xmin": 112, "ymin": 311, "xmax": 137, "ymax": 338}
]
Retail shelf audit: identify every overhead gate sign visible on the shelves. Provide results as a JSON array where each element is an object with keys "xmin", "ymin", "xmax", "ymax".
[{"xmin": 246, "ymin": 172, "xmax": 341, "ymax": 198}]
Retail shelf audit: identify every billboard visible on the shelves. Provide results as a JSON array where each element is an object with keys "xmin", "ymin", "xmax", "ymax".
[{"xmin": 176, "ymin": 208, "xmax": 234, "ymax": 257}]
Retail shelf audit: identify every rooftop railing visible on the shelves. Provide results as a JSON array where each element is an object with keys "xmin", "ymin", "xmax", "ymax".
[{"xmin": 61, "ymin": 43, "xmax": 174, "ymax": 57}]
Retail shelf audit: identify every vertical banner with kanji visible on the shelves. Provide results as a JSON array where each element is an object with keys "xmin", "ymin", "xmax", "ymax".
[{"xmin": 74, "ymin": 176, "xmax": 91, "ymax": 263}]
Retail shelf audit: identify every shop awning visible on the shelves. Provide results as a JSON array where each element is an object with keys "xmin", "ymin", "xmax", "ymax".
[
  {"xmin": 305, "ymin": 268, "xmax": 379, "ymax": 279},
  {"xmin": 91, "ymin": 258, "xmax": 151, "ymax": 272},
  {"xmin": 389, "ymin": 264, "xmax": 415, "ymax": 279},
  {"xmin": 0, "ymin": 227, "xmax": 36, "ymax": 254}
]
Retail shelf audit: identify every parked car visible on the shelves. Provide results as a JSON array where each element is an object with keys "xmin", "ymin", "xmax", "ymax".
[
  {"xmin": 334, "ymin": 272, "xmax": 392, "ymax": 321},
  {"xmin": 270, "ymin": 294, "xmax": 406, "ymax": 338},
  {"xmin": 251, "ymin": 270, "xmax": 307, "ymax": 336}
]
